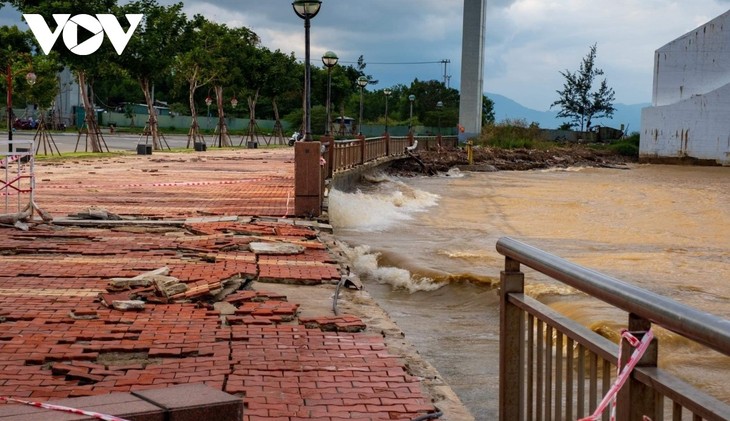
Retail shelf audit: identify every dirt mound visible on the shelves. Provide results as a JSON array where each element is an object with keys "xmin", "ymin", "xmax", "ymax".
[{"xmin": 390, "ymin": 145, "xmax": 636, "ymax": 174}]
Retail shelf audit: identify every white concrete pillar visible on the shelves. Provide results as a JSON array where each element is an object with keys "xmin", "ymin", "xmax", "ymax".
[{"xmin": 459, "ymin": 0, "xmax": 487, "ymax": 141}]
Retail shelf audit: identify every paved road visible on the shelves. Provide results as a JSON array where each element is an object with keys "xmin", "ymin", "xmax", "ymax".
[{"xmin": 2, "ymin": 131, "xmax": 287, "ymax": 154}]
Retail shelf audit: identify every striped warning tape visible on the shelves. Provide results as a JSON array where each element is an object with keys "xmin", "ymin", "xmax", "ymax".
[
  {"xmin": 0, "ymin": 396, "xmax": 130, "ymax": 421},
  {"xmin": 35, "ymin": 176, "xmax": 292, "ymax": 190},
  {"xmin": 578, "ymin": 329, "xmax": 655, "ymax": 421}
]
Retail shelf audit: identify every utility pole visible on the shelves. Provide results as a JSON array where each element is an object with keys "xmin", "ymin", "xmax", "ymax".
[{"xmin": 441, "ymin": 59, "xmax": 450, "ymax": 86}]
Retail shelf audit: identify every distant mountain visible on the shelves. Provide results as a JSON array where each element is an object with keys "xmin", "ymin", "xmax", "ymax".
[{"xmin": 486, "ymin": 92, "xmax": 648, "ymax": 134}]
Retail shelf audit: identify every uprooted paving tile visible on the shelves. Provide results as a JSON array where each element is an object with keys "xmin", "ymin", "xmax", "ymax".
[{"xmin": 0, "ymin": 219, "xmax": 442, "ymax": 420}]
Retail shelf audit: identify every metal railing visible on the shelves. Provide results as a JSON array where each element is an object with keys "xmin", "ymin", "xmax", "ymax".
[
  {"xmin": 326, "ymin": 134, "xmax": 458, "ymax": 177},
  {"xmin": 496, "ymin": 237, "xmax": 730, "ymax": 421}
]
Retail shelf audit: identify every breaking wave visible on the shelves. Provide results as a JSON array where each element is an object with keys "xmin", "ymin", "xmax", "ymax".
[
  {"xmin": 329, "ymin": 174, "xmax": 439, "ymax": 231},
  {"xmin": 337, "ymin": 242, "xmax": 446, "ymax": 293}
]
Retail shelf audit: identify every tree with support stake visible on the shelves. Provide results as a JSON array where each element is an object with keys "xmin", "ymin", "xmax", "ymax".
[{"xmin": 116, "ymin": 0, "xmax": 189, "ymax": 151}]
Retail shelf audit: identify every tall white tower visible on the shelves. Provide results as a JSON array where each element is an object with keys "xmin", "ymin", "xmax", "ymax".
[{"xmin": 458, "ymin": 0, "xmax": 487, "ymax": 140}]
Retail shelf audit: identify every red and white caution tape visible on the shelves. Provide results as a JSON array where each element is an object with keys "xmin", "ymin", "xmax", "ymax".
[
  {"xmin": 578, "ymin": 329, "xmax": 655, "ymax": 421},
  {"xmin": 0, "ymin": 396, "xmax": 130, "ymax": 421},
  {"xmin": 36, "ymin": 177, "xmax": 282, "ymax": 190}
]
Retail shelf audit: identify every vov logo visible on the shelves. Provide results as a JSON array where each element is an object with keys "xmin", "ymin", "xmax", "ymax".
[{"xmin": 24, "ymin": 14, "xmax": 143, "ymax": 56}]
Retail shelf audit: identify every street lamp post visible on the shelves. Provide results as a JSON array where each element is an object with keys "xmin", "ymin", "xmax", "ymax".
[
  {"xmin": 408, "ymin": 94, "xmax": 415, "ymax": 133},
  {"xmin": 292, "ymin": 0, "xmax": 322, "ymax": 141},
  {"xmin": 5, "ymin": 66, "xmax": 37, "ymax": 153},
  {"xmin": 383, "ymin": 88, "xmax": 391, "ymax": 134},
  {"xmin": 205, "ymin": 95, "xmax": 212, "ymax": 132},
  {"xmin": 357, "ymin": 76, "xmax": 368, "ymax": 135},
  {"xmin": 6, "ymin": 65, "xmax": 13, "ymax": 153},
  {"xmin": 321, "ymin": 51, "xmax": 338, "ymax": 136},
  {"xmin": 436, "ymin": 100, "xmax": 444, "ymax": 136}
]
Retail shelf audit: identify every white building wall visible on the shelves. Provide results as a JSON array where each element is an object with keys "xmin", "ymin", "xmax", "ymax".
[
  {"xmin": 54, "ymin": 67, "xmax": 80, "ymax": 126},
  {"xmin": 640, "ymin": 9, "xmax": 730, "ymax": 165},
  {"xmin": 642, "ymin": 83, "xmax": 730, "ymax": 164}
]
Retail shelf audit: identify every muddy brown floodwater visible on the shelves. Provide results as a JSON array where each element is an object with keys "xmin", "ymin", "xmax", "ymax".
[{"xmin": 330, "ymin": 164, "xmax": 730, "ymax": 420}]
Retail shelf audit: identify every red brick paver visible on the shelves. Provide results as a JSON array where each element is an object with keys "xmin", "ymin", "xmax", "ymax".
[{"xmin": 0, "ymin": 150, "xmax": 440, "ymax": 420}]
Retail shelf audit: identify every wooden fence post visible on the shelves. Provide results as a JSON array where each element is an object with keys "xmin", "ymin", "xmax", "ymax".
[
  {"xmin": 616, "ymin": 314, "xmax": 661, "ymax": 420},
  {"xmin": 358, "ymin": 134, "xmax": 365, "ymax": 164}
]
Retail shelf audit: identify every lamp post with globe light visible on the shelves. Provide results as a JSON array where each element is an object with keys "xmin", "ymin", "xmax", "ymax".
[
  {"xmin": 205, "ymin": 95, "xmax": 212, "ymax": 132},
  {"xmin": 321, "ymin": 51, "xmax": 338, "ymax": 136},
  {"xmin": 5, "ymin": 67, "xmax": 37, "ymax": 153},
  {"xmin": 357, "ymin": 76, "xmax": 368, "ymax": 135},
  {"xmin": 292, "ymin": 0, "xmax": 321, "ymax": 141},
  {"xmin": 383, "ymin": 88, "xmax": 391, "ymax": 134},
  {"xmin": 408, "ymin": 94, "xmax": 415, "ymax": 133}
]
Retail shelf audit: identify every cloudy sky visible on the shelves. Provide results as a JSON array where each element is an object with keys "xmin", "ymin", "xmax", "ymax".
[{"xmin": 3, "ymin": 1, "xmax": 729, "ymax": 110}]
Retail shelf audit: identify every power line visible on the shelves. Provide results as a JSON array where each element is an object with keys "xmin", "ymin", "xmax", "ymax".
[{"xmin": 337, "ymin": 60, "xmax": 446, "ymax": 65}]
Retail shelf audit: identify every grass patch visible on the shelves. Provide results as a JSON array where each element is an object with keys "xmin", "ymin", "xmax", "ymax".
[
  {"xmin": 479, "ymin": 119, "xmax": 555, "ymax": 150},
  {"xmin": 34, "ymin": 151, "xmax": 130, "ymax": 161}
]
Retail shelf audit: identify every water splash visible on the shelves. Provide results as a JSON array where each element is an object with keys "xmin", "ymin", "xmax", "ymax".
[
  {"xmin": 329, "ymin": 176, "xmax": 439, "ymax": 231},
  {"xmin": 445, "ymin": 167, "xmax": 465, "ymax": 178},
  {"xmin": 337, "ymin": 242, "xmax": 446, "ymax": 293}
]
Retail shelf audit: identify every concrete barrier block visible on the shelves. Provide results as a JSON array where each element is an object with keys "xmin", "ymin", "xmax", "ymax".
[{"xmin": 132, "ymin": 383, "xmax": 243, "ymax": 421}]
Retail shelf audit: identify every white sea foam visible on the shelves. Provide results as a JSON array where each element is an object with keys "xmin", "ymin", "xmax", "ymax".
[
  {"xmin": 445, "ymin": 167, "xmax": 465, "ymax": 178},
  {"xmin": 329, "ymin": 178, "xmax": 439, "ymax": 231},
  {"xmin": 338, "ymin": 242, "xmax": 446, "ymax": 293},
  {"xmin": 538, "ymin": 166, "xmax": 587, "ymax": 173}
]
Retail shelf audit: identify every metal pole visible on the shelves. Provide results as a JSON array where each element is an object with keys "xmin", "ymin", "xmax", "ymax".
[
  {"xmin": 303, "ymin": 16, "xmax": 312, "ymax": 141},
  {"xmin": 325, "ymin": 67, "xmax": 332, "ymax": 136},
  {"xmin": 409, "ymin": 101, "xmax": 413, "ymax": 133},
  {"xmin": 359, "ymin": 86, "xmax": 364, "ymax": 136},
  {"xmin": 385, "ymin": 94, "xmax": 389, "ymax": 134},
  {"xmin": 7, "ymin": 65, "xmax": 13, "ymax": 153}
]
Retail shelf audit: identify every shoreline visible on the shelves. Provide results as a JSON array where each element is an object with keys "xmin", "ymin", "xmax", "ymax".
[
  {"xmin": 318, "ymin": 231, "xmax": 477, "ymax": 420},
  {"xmin": 387, "ymin": 144, "xmax": 637, "ymax": 175}
]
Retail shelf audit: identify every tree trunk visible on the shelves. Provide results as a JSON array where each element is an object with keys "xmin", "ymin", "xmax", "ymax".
[
  {"xmin": 271, "ymin": 98, "xmax": 285, "ymax": 145},
  {"xmin": 187, "ymin": 76, "xmax": 202, "ymax": 148},
  {"xmin": 214, "ymin": 85, "xmax": 231, "ymax": 147},
  {"xmin": 140, "ymin": 78, "xmax": 161, "ymax": 150},
  {"xmin": 247, "ymin": 89, "xmax": 259, "ymax": 143},
  {"xmin": 186, "ymin": 66, "xmax": 203, "ymax": 148},
  {"xmin": 77, "ymin": 71, "xmax": 103, "ymax": 152}
]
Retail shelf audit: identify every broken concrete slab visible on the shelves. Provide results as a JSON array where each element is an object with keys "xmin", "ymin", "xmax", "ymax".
[
  {"xmin": 108, "ymin": 268, "xmax": 171, "ymax": 290},
  {"xmin": 248, "ymin": 242, "xmax": 305, "ymax": 255},
  {"xmin": 112, "ymin": 300, "xmax": 146, "ymax": 311},
  {"xmin": 154, "ymin": 278, "xmax": 188, "ymax": 298},
  {"xmin": 184, "ymin": 216, "xmax": 239, "ymax": 224},
  {"xmin": 73, "ymin": 206, "xmax": 122, "ymax": 220}
]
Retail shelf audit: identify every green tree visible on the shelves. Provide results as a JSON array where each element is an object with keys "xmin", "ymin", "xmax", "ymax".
[
  {"xmin": 551, "ymin": 43, "xmax": 616, "ymax": 131},
  {"xmin": 195, "ymin": 21, "xmax": 258, "ymax": 147},
  {"xmin": 12, "ymin": 0, "xmax": 120, "ymax": 152},
  {"xmin": 171, "ymin": 15, "xmax": 217, "ymax": 146},
  {"xmin": 483, "ymin": 95, "xmax": 495, "ymax": 125},
  {"xmin": 0, "ymin": 25, "xmax": 34, "ymax": 126},
  {"xmin": 258, "ymin": 48, "xmax": 298, "ymax": 142},
  {"xmin": 117, "ymin": 0, "xmax": 189, "ymax": 150},
  {"xmin": 406, "ymin": 79, "xmax": 459, "ymax": 127}
]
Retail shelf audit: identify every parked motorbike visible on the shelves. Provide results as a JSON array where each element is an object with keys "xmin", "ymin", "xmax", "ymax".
[
  {"xmin": 288, "ymin": 131, "xmax": 303, "ymax": 146},
  {"xmin": 13, "ymin": 118, "xmax": 37, "ymax": 130}
]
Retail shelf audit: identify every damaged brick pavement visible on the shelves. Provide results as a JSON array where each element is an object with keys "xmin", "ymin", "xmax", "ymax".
[{"xmin": 0, "ymin": 150, "xmax": 458, "ymax": 421}]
